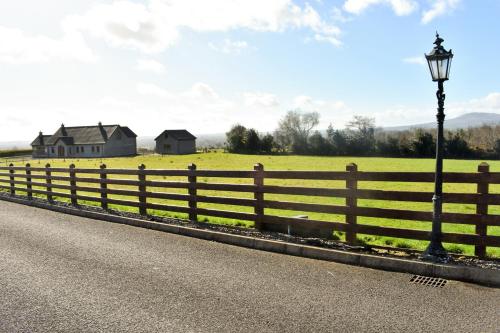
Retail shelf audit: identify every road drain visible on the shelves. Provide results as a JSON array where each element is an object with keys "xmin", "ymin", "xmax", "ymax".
[{"xmin": 410, "ymin": 275, "xmax": 447, "ymax": 287}]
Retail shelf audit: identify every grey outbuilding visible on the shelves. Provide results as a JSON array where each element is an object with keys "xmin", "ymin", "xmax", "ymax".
[{"xmin": 154, "ymin": 130, "xmax": 196, "ymax": 155}]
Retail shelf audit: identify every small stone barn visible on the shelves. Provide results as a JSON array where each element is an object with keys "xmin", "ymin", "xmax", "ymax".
[
  {"xmin": 155, "ymin": 130, "xmax": 196, "ymax": 155},
  {"xmin": 31, "ymin": 122, "xmax": 137, "ymax": 158}
]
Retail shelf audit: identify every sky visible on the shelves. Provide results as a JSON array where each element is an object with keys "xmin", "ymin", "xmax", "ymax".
[{"xmin": 1, "ymin": 0, "xmax": 500, "ymax": 142}]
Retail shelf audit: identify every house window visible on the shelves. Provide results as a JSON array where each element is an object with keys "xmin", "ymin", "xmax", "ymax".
[
  {"xmin": 92, "ymin": 146, "xmax": 95, "ymax": 153},
  {"xmin": 69, "ymin": 148, "xmax": 73, "ymax": 154},
  {"xmin": 76, "ymin": 147, "xmax": 79, "ymax": 153},
  {"xmin": 81, "ymin": 146, "xmax": 84, "ymax": 153},
  {"xmin": 96, "ymin": 146, "xmax": 100, "ymax": 153},
  {"xmin": 51, "ymin": 147, "xmax": 55, "ymax": 154}
]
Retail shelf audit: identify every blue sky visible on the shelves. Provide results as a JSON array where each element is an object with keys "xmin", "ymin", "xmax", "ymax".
[{"xmin": 1, "ymin": 0, "xmax": 499, "ymax": 142}]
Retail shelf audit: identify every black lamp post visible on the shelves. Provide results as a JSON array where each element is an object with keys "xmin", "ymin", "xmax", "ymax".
[{"xmin": 423, "ymin": 33, "xmax": 454, "ymax": 260}]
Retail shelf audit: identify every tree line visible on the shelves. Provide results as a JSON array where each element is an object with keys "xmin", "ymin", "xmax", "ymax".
[{"xmin": 226, "ymin": 110, "xmax": 500, "ymax": 159}]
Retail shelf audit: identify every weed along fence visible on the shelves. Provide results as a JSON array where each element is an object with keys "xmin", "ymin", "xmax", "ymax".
[{"xmin": 0, "ymin": 162, "xmax": 499, "ymax": 258}]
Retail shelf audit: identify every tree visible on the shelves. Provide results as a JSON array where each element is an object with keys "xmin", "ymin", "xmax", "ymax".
[
  {"xmin": 412, "ymin": 130, "xmax": 435, "ymax": 157},
  {"xmin": 308, "ymin": 131, "xmax": 331, "ymax": 155},
  {"xmin": 331, "ymin": 130, "xmax": 348, "ymax": 155},
  {"xmin": 274, "ymin": 110, "xmax": 320, "ymax": 154},
  {"xmin": 446, "ymin": 130, "xmax": 471, "ymax": 158},
  {"xmin": 376, "ymin": 136, "xmax": 401, "ymax": 157},
  {"xmin": 345, "ymin": 115, "xmax": 376, "ymax": 155},
  {"xmin": 260, "ymin": 134, "xmax": 275, "ymax": 153},
  {"xmin": 226, "ymin": 124, "xmax": 247, "ymax": 153},
  {"xmin": 245, "ymin": 128, "xmax": 261, "ymax": 152}
]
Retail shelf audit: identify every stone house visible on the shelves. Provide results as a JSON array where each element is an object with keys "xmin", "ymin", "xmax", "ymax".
[
  {"xmin": 31, "ymin": 123, "xmax": 137, "ymax": 158},
  {"xmin": 154, "ymin": 130, "xmax": 196, "ymax": 155}
]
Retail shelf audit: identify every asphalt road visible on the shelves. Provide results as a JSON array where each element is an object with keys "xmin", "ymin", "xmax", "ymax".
[{"xmin": 0, "ymin": 200, "xmax": 498, "ymax": 333}]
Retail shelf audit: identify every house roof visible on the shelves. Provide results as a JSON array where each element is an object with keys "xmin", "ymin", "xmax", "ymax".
[
  {"xmin": 31, "ymin": 124, "xmax": 137, "ymax": 146},
  {"xmin": 155, "ymin": 130, "xmax": 197, "ymax": 141},
  {"xmin": 53, "ymin": 137, "xmax": 75, "ymax": 145},
  {"xmin": 31, "ymin": 135, "xmax": 52, "ymax": 146}
]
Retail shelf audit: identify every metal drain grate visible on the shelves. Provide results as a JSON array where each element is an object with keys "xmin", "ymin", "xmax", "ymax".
[{"xmin": 409, "ymin": 275, "xmax": 447, "ymax": 287}]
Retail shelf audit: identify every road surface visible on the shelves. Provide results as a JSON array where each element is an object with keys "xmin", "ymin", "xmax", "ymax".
[{"xmin": 0, "ymin": 200, "xmax": 498, "ymax": 332}]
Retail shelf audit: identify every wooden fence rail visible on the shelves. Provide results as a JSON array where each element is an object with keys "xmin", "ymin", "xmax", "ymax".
[{"xmin": 0, "ymin": 162, "xmax": 499, "ymax": 258}]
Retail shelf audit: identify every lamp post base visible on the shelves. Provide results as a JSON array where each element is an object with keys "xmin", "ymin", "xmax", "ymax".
[{"xmin": 422, "ymin": 241, "xmax": 449, "ymax": 262}]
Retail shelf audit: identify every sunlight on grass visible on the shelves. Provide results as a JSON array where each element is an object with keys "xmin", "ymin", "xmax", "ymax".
[{"xmin": 1, "ymin": 151, "xmax": 499, "ymax": 257}]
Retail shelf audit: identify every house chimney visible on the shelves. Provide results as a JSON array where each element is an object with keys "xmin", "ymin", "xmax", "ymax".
[
  {"xmin": 98, "ymin": 121, "xmax": 107, "ymax": 140},
  {"xmin": 39, "ymin": 131, "xmax": 44, "ymax": 145},
  {"xmin": 60, "ymin": 123, "xmax": 67, "ymax": 136}
]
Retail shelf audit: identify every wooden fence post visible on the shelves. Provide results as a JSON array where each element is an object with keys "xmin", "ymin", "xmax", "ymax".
[
  {"xmin": 346, "ymin": 163, "xmax": 358, "ymax": 245},
  {"xmin": 100, "ymin": 164, "xmax": 108, "ymax": 210},
  {"xmin": 26, "ymin": 163, "xmax": 32, "ymax": 200},
  {"xmin": 475, "ymin": 162, "xmax": 489, "ymax": 258},
  {"xmin": 45, "ymin": 163, "xmax": 53, "ymax": 202},
  {"xmin": 69, "ymin": 164, "xmax": 77, "ymax": 206},
  {"xmin": 188, "ymin": 163, "xmax": 197, "ymax": 222},
  {"xmin": 138, "ymin": 164, "xmax": 147, "ymax": 216},
  {"xmin": 254, "ymin": 163, "xmax": 264, "ymax": 231},
  {"xmin": 8, "ymin": 163, "xmax": 15, "ymax": 196}
]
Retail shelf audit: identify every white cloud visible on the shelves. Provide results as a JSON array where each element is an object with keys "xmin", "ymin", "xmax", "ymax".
[
  {"xmin": 447, "ymin": 92, "xmax": 500, "ymax": 117},
  {"xmin": 62, "ymin": 0, "xmax": 342, "ymax": 53},
  {"xmin": 136, "ymin": 82, "xmax": 172, "ymax": 97},
  {"xmin": 0, "ymin": 0, "xmax": 342, "ymax": 64},
  {"xmin": 374, "ymin": 92, "xmax": 500, "ymax": 127},
  {"xmin": 343, "ymin": 0, "xmax": 418, "ymax": 16},
  {"xmin": 0, "ymin": 25, "xmax": 95, "ymax": 64},
  {"xmin": 313, "ymin": 33, "xmax": 342, "ymax": 46},
  {"xmin": 332, "ymin": 7, "xmax": 353, "ymax": 23},
  {"xmin": 421, "ymin": 0, "xmax": 460, "ymax": 24},
  {"xmin": 244, "ymin": 92, "xmax": 280, "ymax": 107},
  {"xmin": 209, "ymin": 39, "xmax": 249, "ymax": 54},
  {"xmin": 182, "ymin": 82, "xmax": 222, "ymax": 102},
  {"xmin": 99, "ymin": 97, "xmax": 132, "ymax": 108},
  {"xmin": 136, "ymin": 59, "xmax": 165, "ymax": 73},
  {"xmin": 292, "ymin": 95, "xmax": 350, "ymax": 127},
  {"xmin": 293, "ymin": 95, "xmax": 346, "ymax": 110},
  {"xmin": 62, "ymin": 1, "xmax": 175, "ymax": 54},
  {"xmin": 403, "ymin": 56, "xmax": 426, "ymax": 66}
]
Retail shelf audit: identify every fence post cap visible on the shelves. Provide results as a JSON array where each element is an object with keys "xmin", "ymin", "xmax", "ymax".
[
  {"xmin": 9, "ymin": 163, "xmax": 13, "ymax": 167},
  {"xmin": 188, "ymin": 163, "xmax": 197, "ymax": 170},
  {"xmin": 254, "ymin": 163, "xmax": 264, "ymax": 170},
  {"xmin": 138, "ymin": 164, "xmax": 146, "ymax": 170},
  {"xmin": 69, "ymin": 163, "xmax": 75, "ymax": 168},
  {"xmin": 100, "ymin": 163, "xmax": 107, "ymax": 169},
  {"xmin": 45, "ymin": 163, "xmax": 51, "ymax": 168},
  {"xmin": 25, "ymin": 163, "xmax": 31, "ymax": 168},
  {"xmin": 346, "ymin": 163, "xmax": 358, "ymax": 171},
  {"xmin": 478, "ymin": 162, "xmax": 489, "ymax": 172}
]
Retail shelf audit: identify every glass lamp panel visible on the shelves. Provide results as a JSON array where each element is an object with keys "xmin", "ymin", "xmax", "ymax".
[
  {"xmin": 437, "ymin": 58, "xmax": 449, "ymax": 80},
  {"xmin": 429, "ymin": 59, "xmax": 439, "ymax": 81},
  {"xmin": 445, "ymin": 57, "xmax": 452, "ymax": 79}
]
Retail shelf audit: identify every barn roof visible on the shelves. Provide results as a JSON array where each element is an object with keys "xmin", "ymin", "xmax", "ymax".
[{"xmin": 155, "ymin": 130, "xmax": 197, "ymax": 141}]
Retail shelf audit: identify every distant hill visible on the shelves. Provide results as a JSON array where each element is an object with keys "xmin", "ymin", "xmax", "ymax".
[
  {"xmin": 384, "ymin": 112, "xmax": 500, "ymax": 131},
  {"xmin": 0, "ymin": 141, "xmax": 31, "ymax": 150}
]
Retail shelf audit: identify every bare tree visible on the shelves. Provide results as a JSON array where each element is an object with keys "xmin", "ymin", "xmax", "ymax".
[{"xmin": 274, "ymin": 110, "xmax": 319, "ymax": 153}]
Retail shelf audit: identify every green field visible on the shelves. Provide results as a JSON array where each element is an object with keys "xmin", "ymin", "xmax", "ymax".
[{"xmin": 5, "ymin": 152, "xmax": 500, "ymax": 257}]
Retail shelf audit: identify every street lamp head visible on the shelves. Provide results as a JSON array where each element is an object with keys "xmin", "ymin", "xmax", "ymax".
[{"xmin": 425, "ymin": 32, "xmax": 453, "ymax": 82}]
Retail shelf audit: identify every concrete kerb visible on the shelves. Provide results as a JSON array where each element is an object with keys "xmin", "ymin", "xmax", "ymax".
[{"xmin": 1, "ymin": 195, "xmax": 499, "ymax": 288}]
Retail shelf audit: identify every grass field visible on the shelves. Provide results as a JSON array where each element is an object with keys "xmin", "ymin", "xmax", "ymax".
[{"xmin": 6, "ymin": 151, "xmax": 500, "ymax": 257}]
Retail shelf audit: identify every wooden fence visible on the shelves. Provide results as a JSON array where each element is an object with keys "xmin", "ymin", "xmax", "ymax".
[{"xmin": 0, "ymin": 162, "xmax": 499, "ymax": 258}]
